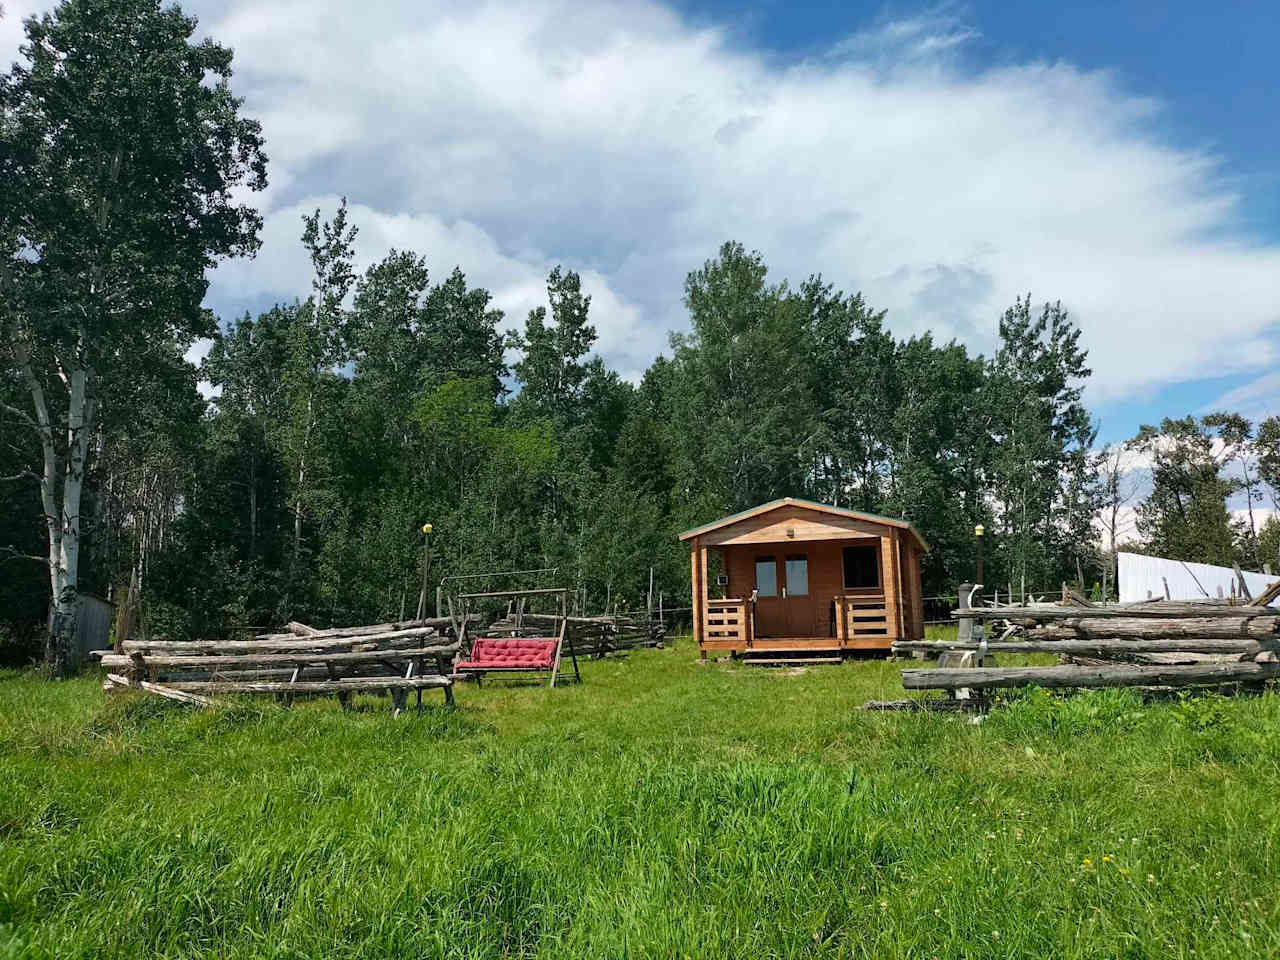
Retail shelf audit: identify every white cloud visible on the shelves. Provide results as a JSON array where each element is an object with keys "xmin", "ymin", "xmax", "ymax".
[
  {"xmin": 831, "ymin": 4, "xmax": 981, "ymax": 64},
  {"xmin": 1094, "ymin": 504, "xmax": 1142, "ymax": 550},
  {"xmin": 0, "ymin": 6, "xmax": 27, "ymax": 56},
  {"xmin": 5, "ymin": 0, "xmax": 1280, "ymax": 400},
  {"xmin": 1208, "ymin": 371, "xmax": 1280, "ymax": 423},
  {"xmin": 182, "ymin": 338, "xmax": 220, "ymax": 399},
  {"xmin": 212, "ymin": 197, "xmax": 654, "ymax": 378},
  {"xmin": 1093, "ymin": 502, "xmax": 1276, "ymax": 553}
]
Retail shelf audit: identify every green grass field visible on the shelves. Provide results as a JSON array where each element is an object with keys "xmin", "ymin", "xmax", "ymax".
[{"xmin": 2, "ymin": 641, "xmax": 1278, "ymax": 958}]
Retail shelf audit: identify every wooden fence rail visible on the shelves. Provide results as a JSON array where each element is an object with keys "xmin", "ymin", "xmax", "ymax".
[
  {"xmin": 875, "ymin": 580, "xmax": 1280, "ymax": 706},
  {"xmin": 95, "ymin": 620, "xmax": 460, "ymax": 713},
  {"xmin": 902, "ymin": 661, "xmax": 1280, "ymax": 691}
]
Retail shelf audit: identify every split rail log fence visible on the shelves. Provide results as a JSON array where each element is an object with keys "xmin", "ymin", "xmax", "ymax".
[
  {"xmin": 889, "ymin": 579, "xmax": 1280, "ymax": 699},
  {"xmin": 93, "ymin": 617, "xmax": 466, "ymax": 712},
  {"xmin": 490, "ymin": 611, "xmax": 665, "ymax": 657},
  {"xmin": 902, "ymin": 661, "xmax": 1280, "ymax": 691}
]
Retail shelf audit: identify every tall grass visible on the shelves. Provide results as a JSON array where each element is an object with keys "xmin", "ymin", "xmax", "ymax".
[{"xmin": 1, "ymin": 646, "xmax": 1277, "ymax": 958}]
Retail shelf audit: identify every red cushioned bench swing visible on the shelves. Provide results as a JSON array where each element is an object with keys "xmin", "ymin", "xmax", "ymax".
[{"xmin": 452, "ymin": 587, "xmax": 581, "ymax": 688}]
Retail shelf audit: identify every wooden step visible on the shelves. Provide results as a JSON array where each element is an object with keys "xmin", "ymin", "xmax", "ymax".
[
  {"xmin": 748, "ymin": 648, "xmax": 842, "ymax": 655},
  {"xmin": 745, "ymin": 657, "xmax": 842, "ymax": 665},
  {"xmin": 747, "ymin": 639, "xmax": 843, "ymax": 652}
]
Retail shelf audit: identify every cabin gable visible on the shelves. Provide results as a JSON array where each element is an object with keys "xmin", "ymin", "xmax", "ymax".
[{"xmin": 700, "ymin": 503, "xmax": 890, "ymax": 547}]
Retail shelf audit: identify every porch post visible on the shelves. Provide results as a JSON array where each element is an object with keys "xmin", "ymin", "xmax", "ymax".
[
  {"xmin": 691, "ymin": 536, "xmax": 705, "ymax": 652},
  {"xmin": 881, "ymin": 532, "xmax": 900, "ymax": 643},
  {"xmin": 893, "ymin": 529, "xmax": 907, "ymax": 640}
]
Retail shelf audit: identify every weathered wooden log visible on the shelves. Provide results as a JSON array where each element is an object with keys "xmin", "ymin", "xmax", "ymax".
[
  {"xmin": 254, "ymin": 616, "xmax": 465, "ymax": 641},
  {"xmin": 126, "ymin": 662, "xmax": 450, "ymax": 683},
  {"xmin": 1063, "ymin": 652, "xmax": 1239, "ymax": 666},
  {"xmin": 512, "ymin": 612, "xmax": 655, "ymax": 631},
  {"xmin": 105, "ymin": 673, "xmax": 214, "ymax": 706},
  {"xmin": 892, "ymin": 638, "xmax": 1268, "ymax": 656},
  {"xmin": 97, "ymin": 642, "xmax": 459, "ymax": 671},
  {"xmin": 1029, "ymin": 617, "xmax": 1280, "ymax": 640},
  {"xmin": 107, "ymin": 637, "xmax": 437, "ymax": 660},
  {"xmin": 901, "ymin": 661, "xmax": 1280, "ymax": 691},
  {"xmin": 954, "ymin": 603, "xmax": 1280, "ymax": 620},
  {"xmin": 120, "ymin": 627, "xmax": 442, "ymax": 655},
  {"xmin": 166, "ymin": 676, "xmax": 453, "ymax": 693},
  {"xmin": 1255, "ymin": 579, "xmax": 1280, "ymax": 607},
  {"xmin": 137, "ymin": 667, "xmax": 328, "ymax": 683}
]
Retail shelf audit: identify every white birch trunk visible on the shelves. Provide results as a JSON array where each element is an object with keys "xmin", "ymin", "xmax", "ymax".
[{"xmin": 16, "ymin": 339, "xmax": 95, "ymax": 675}]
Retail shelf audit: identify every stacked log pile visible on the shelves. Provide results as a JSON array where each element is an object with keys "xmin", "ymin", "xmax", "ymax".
[
  {"xmin": 92, "ymin": 617, "xmax": 467, "ymax": 712},
  {"xmin": 891, "ymin": 580, "xmax": 1280, "ymax": 696},
  {"xmin": 488, "ymin": 612, "xmax": 665, "ymax": 657}
]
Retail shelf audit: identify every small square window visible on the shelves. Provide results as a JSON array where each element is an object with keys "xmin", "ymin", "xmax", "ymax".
[{"xmin": 843, "ymin": 545, "xmax": 879, "ymax": 589}]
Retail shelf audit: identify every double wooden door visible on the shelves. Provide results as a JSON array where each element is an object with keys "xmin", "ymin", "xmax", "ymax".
[{"xmin": 752, "ymin": 554, "xmax": 810, "ymax": 636}]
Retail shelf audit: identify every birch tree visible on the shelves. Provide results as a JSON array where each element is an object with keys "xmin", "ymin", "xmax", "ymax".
[
  {"xmin": 281, "ymin": 202, "xmax": 356, "ymax": 611},
  {"xmin": 0, "ymin": 0, "xmax": 266, "ymax": 674},
  {"xmin": 1096, "ymin": 441, "xmax": 1142, "ymax": 597},
  {"xmin": 1204, "ymin": 412, "xmax": 1262, "ymax": 566}
]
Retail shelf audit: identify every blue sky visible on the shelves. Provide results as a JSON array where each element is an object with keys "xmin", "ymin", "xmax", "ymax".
[
  {"xmin": 679, "ymin": 1, "xmax": 1280, "ymax": 238},
  {"xmin": 3, "ymin": 0, "xmax": 1277, "ymax": 447},
  {"xmin": 672, "ymin": 0, "xmax": 1280, "ymax": 442}
]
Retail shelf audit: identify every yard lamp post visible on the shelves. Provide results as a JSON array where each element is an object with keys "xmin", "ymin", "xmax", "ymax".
[
  {"xmin": 974, "ymin": 524, "xmax": 984, "ymax": 591},
  {"xmin": 416, "ymin": 523, "xmax": 433, "ymax": 620}
]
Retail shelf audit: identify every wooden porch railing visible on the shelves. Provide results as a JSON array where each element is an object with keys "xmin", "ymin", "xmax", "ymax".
[
  {"xmin": 835, "ymin": 593, "xmax": 894, "ymax": 643},
  {"xmin": 705, "ymin": 598, "xmax": 753, "ymax": 646}
]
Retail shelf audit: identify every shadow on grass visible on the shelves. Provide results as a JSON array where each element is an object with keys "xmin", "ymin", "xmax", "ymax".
[{"xmin": 88, "ymin": 689, "xmax": 490, "ymax": 742}]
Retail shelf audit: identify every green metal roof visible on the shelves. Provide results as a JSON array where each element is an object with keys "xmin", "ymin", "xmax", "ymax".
[{"xmin": 678, "ymin": 496, "xmax": 929, "ymax": 551}]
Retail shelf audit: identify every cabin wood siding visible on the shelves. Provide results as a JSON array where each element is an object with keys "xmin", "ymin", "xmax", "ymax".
[{"xmin": 686, "ymin": 500, "xmax": 925, "ymax": 656}]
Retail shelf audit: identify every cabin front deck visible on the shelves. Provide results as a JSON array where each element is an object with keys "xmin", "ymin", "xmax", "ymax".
[
  {"xmin": 683, "ymin": 500, "xmax": 927, "ymax": 661},
  {"xmin": 701, "ymin": 593, "xmax": 899, "ymax": 657}
]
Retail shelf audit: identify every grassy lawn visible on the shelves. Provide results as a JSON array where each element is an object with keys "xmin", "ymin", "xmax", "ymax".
[{"xmin": 1, "ymin": 642, "xmax": 1278, "ymax": 958}]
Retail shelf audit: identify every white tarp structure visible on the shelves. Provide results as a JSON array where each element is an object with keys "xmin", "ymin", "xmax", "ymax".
[{"xmin": 1118, "ymin": 552, "xmax": 1279, "ymax": 606}]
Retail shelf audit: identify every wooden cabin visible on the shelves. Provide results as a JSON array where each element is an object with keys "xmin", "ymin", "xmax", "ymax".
[{"xmin": 680, "ymin": 498, "xmax": 927, "ymax": 659}]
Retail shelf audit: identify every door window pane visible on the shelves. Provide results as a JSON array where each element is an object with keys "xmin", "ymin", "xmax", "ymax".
[
  {"xmin": 843, "ymin": 545, "xmax": 880, "ymax": 589},
  {"xmin": 785, "ymin": 556, "xmax": 808, "ymax": 596},
  {"xmin": 755, "ymin": 557, "xmax": 777, "ymax": 597}
]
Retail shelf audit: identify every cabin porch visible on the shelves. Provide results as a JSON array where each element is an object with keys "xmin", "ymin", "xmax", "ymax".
[
  {"xmin": 699, "ymin": 592, "xmax": 900, "ymax": 656},
  {"xmin": 691, "ymin": 537, "xmax": 924, "ymax": 658},
  {"xmin": 683, "ymin": 498, "xmax": 927, "ymax": 660}
]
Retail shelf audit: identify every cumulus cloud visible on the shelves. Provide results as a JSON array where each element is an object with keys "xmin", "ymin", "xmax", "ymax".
[
  {"xmin": 209, "ymin": 197, "xmax": 653, "ymax": 378},
  {"xmin": 4, "ymin": 0, "xmax": 1279, "ymax": 398}
]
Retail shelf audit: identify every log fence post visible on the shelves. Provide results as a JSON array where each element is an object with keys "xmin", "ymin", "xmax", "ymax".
[
  {"xmin": 956, "ymin": 583, "xmax": 982, "ymax": 644},
  {"xmin": 129, "ymin": 651, "xmax": 146, "ymax": 689}
]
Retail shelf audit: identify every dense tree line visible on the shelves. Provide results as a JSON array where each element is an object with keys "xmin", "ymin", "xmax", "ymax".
[{"xmin": 2, "ymin": 0, "xmax": 1276, "ymax": 667}]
